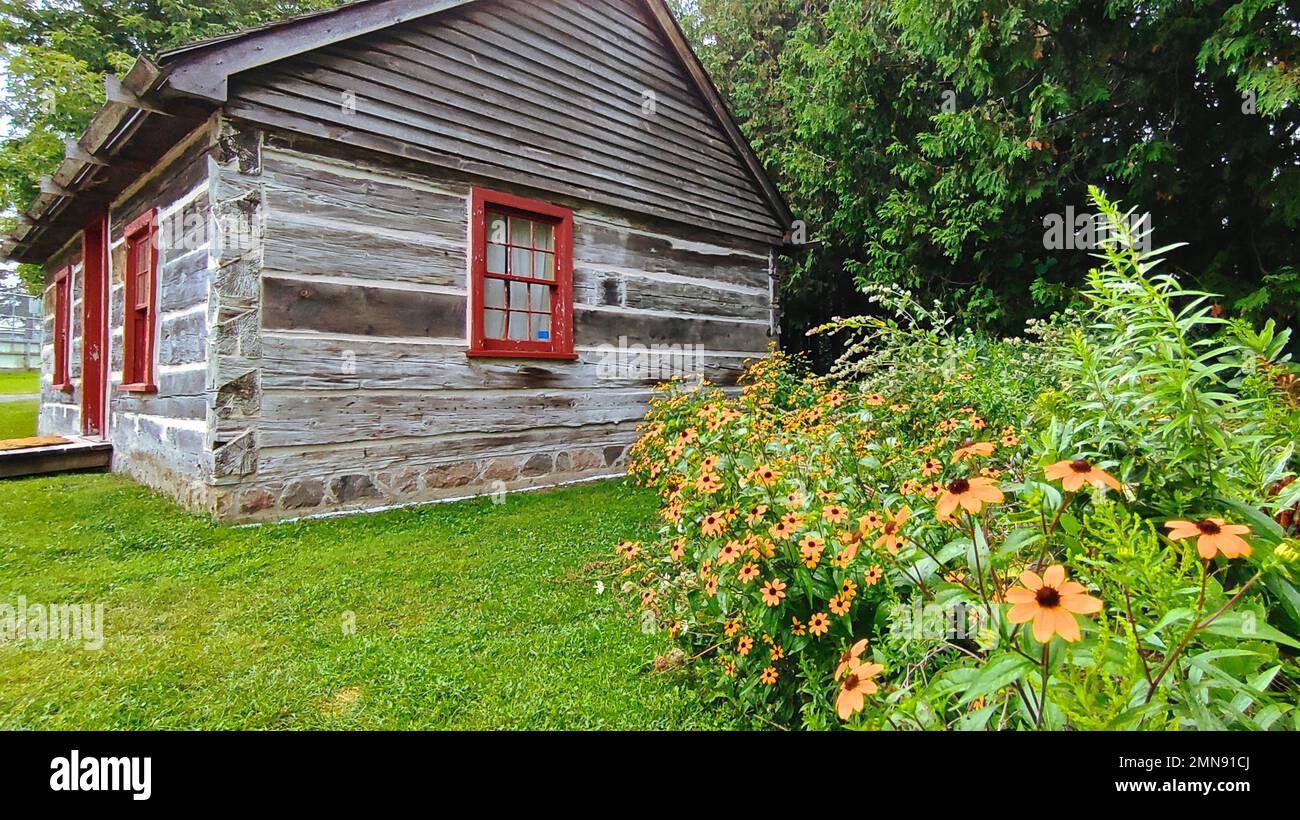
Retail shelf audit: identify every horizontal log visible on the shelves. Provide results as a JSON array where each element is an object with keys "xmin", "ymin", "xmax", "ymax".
[
  {"xmin": 257, "ymin": 388, "xmax": 653, "ymax": 448},
  {"xmin": 574, "ymin": 305, "xmax": 771, "ymax": 351},
  {"xmin": 262, "ymin": 147, "xmax": 468, "ymax": 237},
  {"xmin": 262, "ymin": 213, "xmax": 467, "ymax": 289},
  {"xmin": 573, "ymin": 216, "xmax": 770, "ymax": 289},
  {"xmin": 259, "ymin": 334, "xmax": 746, "ymax": 391},
  {"xmin": 262, "ymin": 277, "xmax": 468, "ymax": 339}
]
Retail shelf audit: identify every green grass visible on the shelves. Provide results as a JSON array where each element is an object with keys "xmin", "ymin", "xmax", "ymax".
[
  {"xmin": 0, "ymin": 370, "xmax": 38, "ymax": 394},
  {"xmin": 0, "ymin": 475, "xmax": 735, "ymax": 730},
  {"xmin": 0, "ymin": 400, "xmax": 38, "ymax": 440}
]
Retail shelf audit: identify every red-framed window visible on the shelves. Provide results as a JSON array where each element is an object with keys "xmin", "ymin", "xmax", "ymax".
[
  {"xmin": 51, "ymin": 267, "xmax": 71, "ymax": 391},
  {"xmin": 121, "ymin": 209, "xmax": 159, "ymax": 392},
  {"xmin": 468, "ymin": 187, "xmax": 575, "ymax": 359}
]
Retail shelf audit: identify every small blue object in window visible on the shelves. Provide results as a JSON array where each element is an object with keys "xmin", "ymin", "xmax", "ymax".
[{"xmin": 537, "ymin": 329, "xmax": 550, "ymax": 341}]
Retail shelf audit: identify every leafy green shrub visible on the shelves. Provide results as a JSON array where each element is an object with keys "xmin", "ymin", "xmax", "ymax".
[{"xmin": 615, "ymin": 190, "xmax": 1300, "ymax": 730}]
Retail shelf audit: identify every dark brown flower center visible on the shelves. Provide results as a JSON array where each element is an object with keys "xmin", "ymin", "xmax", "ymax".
[
  {"xmin": 1069, "ymin": 459, "xmax": 1092, "ymax": 473},
  {"xmin": 884, "ymin": 521, "xmax": 897, "ymax": 534},
  {"xmin": 1196, "ymin": 519, "xmax": 1221, "ymax": 535},
  {"xmin": 948, "ymin": 478, "xmax": 971, "ymax": 494},
  {"xmin": 1035, "ymin": 586, "xmax": 1061, "ymax": 608},
  {"xmin": 843, "ymin": 674, "xmax": 860, "ymax": 690}
]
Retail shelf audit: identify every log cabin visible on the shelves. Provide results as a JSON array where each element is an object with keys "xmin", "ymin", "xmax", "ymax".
[{"xmin": 0, "ymin": 0, "xmax": 794, "ymax": 521}]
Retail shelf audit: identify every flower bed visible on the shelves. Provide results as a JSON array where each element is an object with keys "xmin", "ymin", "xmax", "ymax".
[{"xmin": 614, "ymin": 193, "xmax": 1300, "ymax": 730}]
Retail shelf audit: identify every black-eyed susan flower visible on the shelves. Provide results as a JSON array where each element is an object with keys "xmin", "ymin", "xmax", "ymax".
[
  {"xmin": 669, "ymin": 538, "xmax": 685, "ymax": 561},
  {"xmin": 736, "ymin": 635, "xmax": 753, "ymax": 656},
  {"xmin": 1165, "ymin": 518, "xmax": 1253, "ymax": 560},
  {"xmin": 873, "ymin": 507, "xmax": 909, "ymax": 554},
  {"xmin": 864, "ymin": 566, "xmax": 883, "ymax": 586},
  {"xmin": 1005, "ymin": 565, "xmax": 1103, "ymax": 643},
  {"xmin": 829, "ymin": 595, "xmax": 850, "ymax": 616},
  {"xmin": 809, "ymin": 612, "xmax": 830, "ymax": 636},
  {"xmin": 769, "ymin": 520, "xmax": 796, "ymax": 540},
  {"xmin": 823, "ymin": 504, "xmax": 849, "ymax": 523},
  {"xmin": 761, "ymin": 578, "xmax": 787, "ymax": 607},
  {"xmin": 836, "ymin": 661, "xmax": 884, "ymax": 720},
  {"xmin": 737, "ymin": 563, "xmax": 759, "ymax": 584},
  {"xmin": 696, "ymin": 472, "xmax": 724, "ymax": 494},
  {"xmin": 952, "ymin": 441, "xmax": 995, "ymax": 463},
  {"xmin": 834, "ymin": 638, "xmax": 869, "ymax": 680},
  {"xmin": 717, "ymin": 540, "xmax": 743, "ymax": 566},
  {"xmin": 701, "ymin": 511, "xmax": 728, "ymax": 537},
  {"xmin": 936, "ymin": 477, "xmax": 1004, "ymax": 520},
  {"xmin": 1045, "ymin": 459, "xmax": 1122, "ymax": 493},
  {"xmin": 760, "ymin": 666, "xmax": 779, "ymax": 685}
]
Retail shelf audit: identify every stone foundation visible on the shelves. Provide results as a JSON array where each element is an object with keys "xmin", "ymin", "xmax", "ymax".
[{"xmin": 207, "ymin": 443, "xmax": 631, "ymax": 523}]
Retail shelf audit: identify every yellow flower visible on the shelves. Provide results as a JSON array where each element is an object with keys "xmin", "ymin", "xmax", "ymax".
[
  {"xmin": 1045, "ymin": 459, "xmax": 1122, "ymax": 493},
  {"xmin": 700, "ymin": 511, "xmax": 728, "ymax": 537},
  {"xmin": 823, "ymin": 504, "xmax": 849, "ymax": 523},
  {"xmin": 1005, "ymin": 565, "xmax": 1103, "ymax": 643},
  {"xmin": 761, "ymin": 578, "xmax": 787, "ymax": 607},
  {"xmin": 809, "ymin": 612, "xmax": 830, "ymax": 636},
  {"xmin": 1165, "ymin": 518, "xmax": 1252, "ymax": 560},
  {"xmin": 952, "ymin": 441, "xmax": 995, "ymax": 463},
  {"xmin": 834, "ymin": 638, "xmax": 869, "ymax": 680},
  {"xmin": 717, "ymin": 540, "xmax": 743, "ymax": 566},
  {"xmin": 836, "ymin": 660, "xmax": 883, "ymax": 720},
  {"xmin": 936, "ymin": 477, "xmax": 1004, "ymax": 520}
]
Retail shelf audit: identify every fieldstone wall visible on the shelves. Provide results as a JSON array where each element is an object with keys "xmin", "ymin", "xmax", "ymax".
[{"xmin": 214, "ymin": 444, "xmax": 628, "ymax": 523}]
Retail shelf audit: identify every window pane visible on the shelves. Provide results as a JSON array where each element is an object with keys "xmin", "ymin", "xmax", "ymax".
[
  {"xmin": 509, "ymin": 280, "xmax": 529, "ymax": 311},
  {"xmin": 484, "ymin": 277, "xmax": 506, "ymax": 309},
  {"xmin": 533, "ymin": 251, "xmax": 554, "ymax": 280},
  {"xmin": 135, "ymin": 270, "xmax": 149, "ymax": 307},
  {"xmin": 534, "ymin": 312, "xmax": 551, "ymax": 342},
  {"xmin": 487, "ymin": 214, "xmax": 508, "ymax": 245},
  {"xmin": 529, "ymin": 283, "xmax": 551, "ymax": 313},
  {"xmin": 510, "ymin": 217, "xmax": 532, "ymax": 247},
  {"xmin": 487, "ymin": 243, "xmax": 507, "ymax": 274},
  {"xmin": 534, "ymin": 222, "xmax": 553, "ymax": 251},
  {"xmin": 507, "ymin": 310, "xmax": 529, "ymax": 341},
  {"xmin": 484, "ymin": 309, "xmax": 506, "ymax": 340},
  {"xmin": 511, "ymin": 247, "xmax": 531, "ymax": 277}
]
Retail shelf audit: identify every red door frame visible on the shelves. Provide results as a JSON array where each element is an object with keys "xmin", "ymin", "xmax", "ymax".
[{"xmin": 80, "ymin": 212, "xmax": 110, "ymax": 439}]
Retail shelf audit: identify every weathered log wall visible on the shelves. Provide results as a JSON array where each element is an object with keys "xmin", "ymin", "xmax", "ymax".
[
  {"xmin": 105, "ymin": 120, "xmax": 219, "ymax": 508},
  {"xmin": 210, "ymin": 124, "xmax": 775, "ymax": 520}
]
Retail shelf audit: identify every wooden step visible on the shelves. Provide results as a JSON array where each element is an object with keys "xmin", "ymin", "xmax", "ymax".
[{"xmin": 0, "ymin": 437, "xmax": 112, "ymax": 479}]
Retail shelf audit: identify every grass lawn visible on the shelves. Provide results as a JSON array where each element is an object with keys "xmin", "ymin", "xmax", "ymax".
[
  {"xmin": 0, "ymin": 400, "xmax": 38, "ymax": 440},
  {"xmin": 0, "ymin": 475, "xmax": 736, "ymax": 730},
  {"xmin": 0, "ymin": 370, "xmax": 38, "ymax": 394}
]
